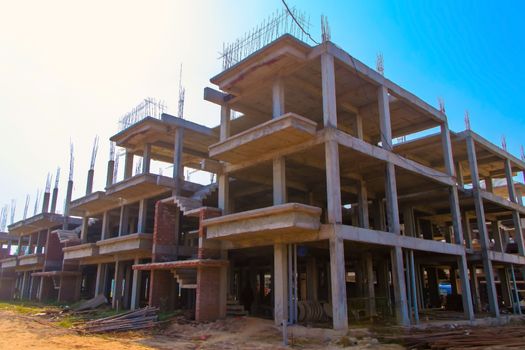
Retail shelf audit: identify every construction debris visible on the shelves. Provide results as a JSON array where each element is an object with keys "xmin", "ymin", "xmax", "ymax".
[
  {"xmin": 381, "ymin": 324, "xmax": 525, "ymax": 349},
  {"xmin": 74, "ymin": 294, "xmax": 108, "ymax": 311},
  {"xmin": 80, "ymin": 306, "xmax": 159, "ymax": 333}
]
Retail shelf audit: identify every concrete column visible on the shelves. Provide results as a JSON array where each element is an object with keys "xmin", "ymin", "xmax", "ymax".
[
  {"xmin": 63, "ymin": 179, "xmax": 73, "ymax": 229},
  {"xmin": 358, "ymin": 180, "xmax": 369, "ymax": 228},
  {"xmin": 272, "ymin": 78, "xmax": 285, "ymax": 119},
  {"xmin": 101, "ymin": 211, "xmax": 110, "ymax": 240},
  {"xmin": 50, "ymin": 187, "xmax": 59, "ymax": 213},
  {"xmin": 220, "ymin": 105, "xmax": 230, "ymax": 141},
  {"xmin": 142, "ymin": 143, "xmax": 151, "ymax": 174},
  {"xmin": 273, "ymin": 157, "xmax": 287, "ymax": 205},
  {"xmin": 466, "ymin": 135, "xmax": 499, "ymax": 317},
  {"xmin": 306, "ymin": 257, "xmax": 318, "ymax": 301},
  {"xmin": 498, "ymin": 268, "xmax": 512, "ymax": 308},
  {"xmin": 124, "ymin": 151, "xmax": 134, "ymax": 179},
  {"xmin": 321, "ymin": 52, "xmax": 337, "ymax": 128},
  {"xmin": 86, "ymin": 169, "xmax": 94, "ymax": 195},
  {"xmin": 470, "ymin": 265, "xmax": 482, "ymax": 313},
  {"xmin": 437, "ymin": 124, "xmax": 472, "ymax": 321},
  {"xmin": 456, "ymin": 162, "xmax": 465, "ymax": 188},
  {"xmin": 505, "ymin": 158, "xmax": 525, "ymax": 255},
  {"xmin": 273, "ymin": 243, "xmax": 288, "ymax": 326},
  {"xmin": 118, "ymin": 205, "xmax": 129, "ymax": 236},
  {"xmin": 94, "ymin": 263, "xmax": 104, "ymax": 295},
  {"xmin": 173, "ymin": 127, "xmax": 184, "ymax": 196},
  {"xmin": 42, "ymin": 191, "xmax": 50, "ymax": 213},
  {"xmin": 218, "ymin": 174, "xmax": 229, "ymax": 214},
  {"xmin": 80, "ymin": 217, "xmax": 89, "ymax": 243},
  {"xmin": 365, "ymin": 252, "xmax": 376, "ymax": 317},
  {"xmin": 492, "ymin": 221, "xmax": 504, "ymax": 252},
  {"xmin": 112, "ymin": 260, "xmax": 123, "ymax": 309},
  {"xmin": 106, "ymin": 159, "xmax": 115, "ymax": 188},
  {"xmin": 137, "ymin": 199, "xmax": 148, "ymax": 233},
  {"xmin": 325, "ymin": 140, "xmax": 342, "ymax": 224},
  {"xmin": 355, "ymin": 114, "xmax": 364, "ymax": 140},
  {"xmin": 130, "ymin": 258, "xmax": 141, "ymax": 310},
  {"xmin": 391, "ymin": 246, "xmax": 409, "ymax": 326},
  {"xmin": 329, "ymin": 236, "xmax": 348, "ymax": 330},
  {"xmin": 462, "ymin": 212, "xmax": 473, "ymax": 249}
]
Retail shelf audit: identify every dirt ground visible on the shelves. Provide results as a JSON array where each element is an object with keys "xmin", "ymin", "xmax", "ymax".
[{"xmin": 0, "ymin": 310, "xmax": 404, "ymax": 349}]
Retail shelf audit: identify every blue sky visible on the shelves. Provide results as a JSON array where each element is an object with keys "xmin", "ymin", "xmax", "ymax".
[{"xmin": 0, "ymin": 0, "xmax": 523, "ymax": 222}]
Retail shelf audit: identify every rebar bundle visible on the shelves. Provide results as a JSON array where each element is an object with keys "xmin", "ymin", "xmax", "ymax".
[
  {"xmin": 119, "ymin": 98, "xmax": 167, "ymax": 131},
  {"xmin": 220, "ymin": 7, "xmax": 312, "ymax": 70}
]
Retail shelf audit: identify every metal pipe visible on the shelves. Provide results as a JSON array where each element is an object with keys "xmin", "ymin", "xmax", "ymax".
[
  {"xmin": 404, "ymin": 251, "xmax": 412, "ymax": 322},
  {"xmin": 510, "ymin": 264, "xmax": 521, "ymax": 315},
  {"xmin": 293, "ymin": 244, "xmax": 299, "ymax": 323},
  {"xmin": 288, "ymin": 244, "xmax": 292, "ymax": 324},
  {"xmin": 410, "ymin": 250, "xmax": 419, "ymax": 324}
]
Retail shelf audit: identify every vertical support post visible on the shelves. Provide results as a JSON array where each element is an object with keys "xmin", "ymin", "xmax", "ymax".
[
  {"xmin": 358, "ymin": 180, "xmax": 369, "ymax": 228},
  {"xmin": 94, "ymin": 263, "xmax": 104, "ymax": 295},
  {"xmin": 329, "ymin": 235, "xmax": 348, "ymax": 330},
  {"xmin": 142, "ymin": 143, "xmax": 151, "ymax": 174},
  {"xmin": 130, "ymin": 257, "xmax": 141, "ymax": 310},
  {"xmin": 273, "ymin": 157, "xmax": 287, "ymax": 205},
  {"xmin": 42, "ymin": 191, "xmax": 50, "ymax": 213},
  {"xmin": 112, "ymin": 260, "xmax": 123, "ymax": 309},
  {"xmin": 274, "ymin": 243, "xmax": 288, "ymax": 326},
  {"xmin": 365, "ymin": 252, "xmax": 376, "ymax": 318},
  {"xmin": 441, "ymin": 124, "xmax": 475, "ymax": 320},
  {"xmin": 80, "ymin": 217, "xmax": 89, "ymax": 243},
  {"xmin": 137, "ymin": 199, "xmax": 148, "ymax": 233},
  {"xmin": 498, "ymin": 268, "xmax": 512, "ymax": 309},
  {"xmin": 391, "ymin": 246, "xmax": 409, "ymax": 326},
  {"xmin": 86, "ymin": 169, "xmax": 94, "ymax": 195},
  {"xmin": 355, "ymin": 114, "xmax": 364, "ymax": 140},
  {"xmin": 325, "ymin": 140, "xmax": 342, "ymax": 224},
  {"xmin": 505, "ymin": 158, "xmax": 525, "ymax": 255},
  {"xmin": 462, "ymin": 212, "xmax": 473, "ymax": 249},
  {"xmin": 118, "ymin": 205, "xmax": 129, "ymax": 236},
  {"xmin": 106, "ymin": 159, "xmax": 115, "ymax": 188},
  {"xmin": 101, "ymin": 211, "xmax": 109, "ymax": 240},
  {"xmin": 220, "ymin": 105, "xmax": 230, "ymax": 141},
  {"xmin": 124, "ymin": 151, "xmax": 134, "ymax": 179},
  {"xmin": 510, "ymin": 265, "xmax": 522, "ymax": 315},
  {"xmin": 470, "ymin": 265, "xmax": 482, "ymax": 313},
  {"xmin": 62, "ymin": 179, "xmax": 73, "ymax": 229},
  {"xmin": 321, "ymin": 52, "xmax": 337, "ymax": 128},
  {"xmin": 466, "ymin": 134, "xmax": 499, "ymax": 317},
  {"xmin": 173, "ymin": 128, "xmax": 184, "ymax": 196},
  {"xmin": 218, "ymin": 174, "xmax": 229, "ymax": 214},
  {"xmin": 272, "ymin": 78, "xmax": 285, "ymax": 119}
]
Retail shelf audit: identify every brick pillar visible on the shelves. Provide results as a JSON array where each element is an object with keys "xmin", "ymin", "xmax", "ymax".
[
  {"xmin": 197, "ymin": 208, "xmax": 222, "ymax": 259},
  {"xmin": 195, "ymin": 266, "xmax": 221, "ymax": 322},
  {"xmin": 58, "ymin": 275, "xmax": 81, "ymax": 302},
  {"xmin": 148, "ymin": 269, "xmax": 177, "ymax": 311},
  {"xmin": 39, "ymin": 277, "xmax": 56, "ymax": 301},
  {"xmin": 152, "ymin": 201, "xmax": 179, "ymax": 262}
]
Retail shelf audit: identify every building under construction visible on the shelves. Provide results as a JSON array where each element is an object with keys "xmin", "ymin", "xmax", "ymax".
[{"xmin": 1, "ymin": 29, "xmax": 525, "ymax": 331}]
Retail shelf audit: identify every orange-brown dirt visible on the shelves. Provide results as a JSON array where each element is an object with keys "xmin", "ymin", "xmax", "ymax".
[{"xmin": 0, "ymin": 310, "xmax": 404, "ymax": 349}]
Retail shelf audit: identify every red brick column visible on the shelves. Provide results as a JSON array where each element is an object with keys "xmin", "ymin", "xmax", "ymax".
[
  {"xmin": 152, "ymin": 201, "xmax": 179, "ymax": 262},
  {"xmin": 197, "ymin": 208, "xmax": 222, "ymax": 259},
  {"xmin": 58, "ymin": 275, "xmax": 80, "ymax": 302},
  {"xmin": 195, "ymin": 266, "xmax": 221, "ymax": 322},
  {"xmin": 149, "ymin": 269, "xmax": 177, "ymax": 310}
]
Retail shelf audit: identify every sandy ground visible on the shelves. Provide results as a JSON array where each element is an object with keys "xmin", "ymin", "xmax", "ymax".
[
  {"xmin": 0, "ymin": 310, "xmax": 404, "ymax": 349},
  {"xmin": 0, "ymin": 310, "xmax": 151, "ymax": 350}
]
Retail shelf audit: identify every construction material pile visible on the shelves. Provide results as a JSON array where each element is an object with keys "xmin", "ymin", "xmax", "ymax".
[
  {"xmin": 81, "ymin": 306, "xmax": 159, "ymax": 333},
  {"xmin": 383, "ymin": 324, "xmax": 525, "ymax": 349}
]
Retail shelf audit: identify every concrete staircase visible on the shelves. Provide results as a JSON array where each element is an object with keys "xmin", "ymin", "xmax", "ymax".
[
  {"xmin": 173, "ymin": 182, "xmax": 218, "ymax": 215},
  {"xmin": 227, "ymin": 299, "xmax": 248, "ymax": 316},
  {"xmin": 172, "ymin": 268, "xmax": 197, "ymax": 288}
]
